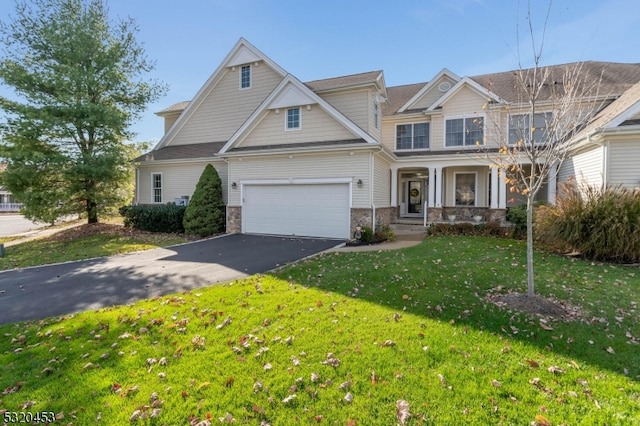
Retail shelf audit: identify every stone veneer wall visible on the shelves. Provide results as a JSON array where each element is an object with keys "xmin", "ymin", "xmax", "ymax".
[
  {"xmin": 226, "ymin": 206, "xmax": 242, "ymax": 233},
  {"xmin": 350, "ymin": 207, "xmax": 395, "ymax": 236}
]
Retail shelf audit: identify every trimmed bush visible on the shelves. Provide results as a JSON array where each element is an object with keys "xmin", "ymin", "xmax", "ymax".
[
  {"xmin": 536, "ymin": 184, "xmax": 640, "ymax": 263},
  {"xmin": 119, "ymin": 204, "xmax": 186, "ymax": 233},
  {"xmin": 428, "ymin": 221, "xmax": 511, "ymax": 238},
  {"xmin": 183, "ymin": 164, "xmax": 225, "ymax": 237}
]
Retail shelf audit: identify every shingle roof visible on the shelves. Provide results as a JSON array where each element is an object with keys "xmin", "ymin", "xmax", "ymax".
[
  {"xmin": 135, "ymin": 141, "xmax": 226, "ymax": 162},
  {"xmin": 382, "ymin": 82, "xmax": 427, "ymax": 116},
  {"xmin": 383, "ymin": 61, "xmax": 640, "ymax": 117},
  {"xmin": 470, "ymin": 61, "xmax": 640, "ymax": 103},
  {"xmin": 226, "ymin": 139, "xmax": 367, "ymax": 153},
  {"xmin": 155, "ymin": 101, "xmax": 191, "ymax": 115},
  {"xmin": 304, "ymin": 70, "xmax": 383, "ymax": 92}
]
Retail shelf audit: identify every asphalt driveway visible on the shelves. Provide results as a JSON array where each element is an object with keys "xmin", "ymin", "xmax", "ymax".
[{"xmin": 0, "ymin": 234, "xmax": 343, "ymax": 324}]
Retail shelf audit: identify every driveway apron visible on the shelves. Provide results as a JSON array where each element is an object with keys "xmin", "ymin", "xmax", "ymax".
[{"xmin": 0, "ymin": 234, "xmax": 343, "ymax": 324}]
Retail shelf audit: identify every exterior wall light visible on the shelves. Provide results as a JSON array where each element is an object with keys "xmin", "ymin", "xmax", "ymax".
[
  {"xmin": 231, "ymin": 182, "xmax": 237, "ymax": 189},
  {"xmin": 357, "ymin": 179, "xmax": 363, "ymax": 187}
]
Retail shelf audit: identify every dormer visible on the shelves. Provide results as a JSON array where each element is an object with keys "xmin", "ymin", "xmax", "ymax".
[{"xmin": 155, "ymin": 101, "xmax": 190, "ymax": 134}]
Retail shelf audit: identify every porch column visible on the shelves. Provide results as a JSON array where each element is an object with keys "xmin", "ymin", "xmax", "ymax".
[
  {"xmin": 547, "ymin": 162, "xmax": 558, "ymax": 205},
  {"xmin": 428, "ymin": 167, "xmax": 436, "ymax": 208},
  {"xmin": 498, "ymin": 169, "xmax": 507, "ymax": 209},
  {"xmin": 434, "ymin": 167, "xmax": 443, "ymax": 208},
  {"xmin": 490, "ymin": 167, "xmax": 499, "ymax": 209},
  {"xmin": 390, "ymin": 165, "xmax": 399, "ymax": 207}
]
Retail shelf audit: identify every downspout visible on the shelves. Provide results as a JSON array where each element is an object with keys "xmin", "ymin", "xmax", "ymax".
[{"xmin": 370, "ymin": 147, "xmax": 385, "ymax": 232}]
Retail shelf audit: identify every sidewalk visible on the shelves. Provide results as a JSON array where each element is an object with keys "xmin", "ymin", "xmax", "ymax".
[
  {"xmin": 328, "ymin": 231, "xmax": 427, "ymax": 252},
  {"xmin": 3, "ymin": 221, "xmax": 84, "ymax": 247}
]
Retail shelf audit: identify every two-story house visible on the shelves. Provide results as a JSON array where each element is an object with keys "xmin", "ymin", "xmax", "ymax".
[{"xmin": 134, "ymin": 38, "xmax": 640, "ymax": 239}]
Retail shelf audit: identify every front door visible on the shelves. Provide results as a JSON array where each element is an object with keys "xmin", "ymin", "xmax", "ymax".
[{"xmin": 407, "ymin": 180, "xmax": 423, "ymax": 215}]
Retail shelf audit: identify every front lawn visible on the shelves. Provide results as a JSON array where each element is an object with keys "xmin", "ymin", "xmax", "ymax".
[
  {"xmin": 0, "ymin": 223, "xmax": 190, "ymax": 271},
  {"xmin": 0, "ymin": 236, "xmax": 638, "ymax": 424}
]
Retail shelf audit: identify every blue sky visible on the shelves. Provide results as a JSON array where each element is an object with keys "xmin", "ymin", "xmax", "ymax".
[{"xmin": 1, "ymin": 0, "xmax": 639, "ymax": 143}]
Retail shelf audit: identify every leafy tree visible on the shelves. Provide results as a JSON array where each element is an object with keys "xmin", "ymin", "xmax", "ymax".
[
  {"xmin": 483, "ymin": 2, "xmax": 603, "ymax": 297},
  {"xmin": 183, "ymin": 164, "xmax": 225, "ymax": 237},
  {"xmin": 0, "ymin": 0, "xmax": 166, "ymax": 224}
]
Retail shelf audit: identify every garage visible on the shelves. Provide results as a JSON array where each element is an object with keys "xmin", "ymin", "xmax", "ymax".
[{"xmin": 242, "ymin": 182, "xmax": 351, "ymax": 239}]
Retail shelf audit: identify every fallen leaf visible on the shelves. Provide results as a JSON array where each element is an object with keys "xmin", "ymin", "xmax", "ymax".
[{"xmin": 396, "ymin": 399, "xmax": 411, "ymax": 425}]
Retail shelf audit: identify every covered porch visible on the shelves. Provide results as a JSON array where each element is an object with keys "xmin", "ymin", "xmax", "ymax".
[{"xmin": 390, "ymin": 161, "xmax": 558, "ymax": 223}]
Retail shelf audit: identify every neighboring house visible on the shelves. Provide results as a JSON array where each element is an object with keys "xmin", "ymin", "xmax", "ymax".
[
  {"xmin": 134, "ymin": 38, "xmax": 640, "ymax": 239},
  {"xmin": 0, "ymin": 163, "xmax": 22, "ymax": 212}
]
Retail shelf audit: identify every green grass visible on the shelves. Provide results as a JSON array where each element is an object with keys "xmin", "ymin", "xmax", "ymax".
[
  {"xmin": 1, "ymin": 236, "xmax": 639, "ymax": 424},
  {"xmin": 0, "ymin": 230, "xmax": 189, "ymax": 271}
]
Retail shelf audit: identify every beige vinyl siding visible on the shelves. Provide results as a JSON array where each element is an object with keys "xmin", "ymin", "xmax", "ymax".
[
  {"xmin": 368, "ymin": 91, "xmax": 382, "ymax": 142},
  {"xmin": 373, "ymin": 154, "xmax": 391, "ymax": 207},
  {"xmin": 443, "ymin": 166, "xmax": 489, "ymax": 207},
  {"xmin": 409, "ymin": 76, "xmax": 457, "ymax": 110},
  {"xmin": 607, "ymin": 138, "xmax": 640, "ymax": 188},
  {"xmin": 320, "ymin": 90, "xmax": 370, "ymax": 133},
  {"xmin": 227, "ymin": 152, "xmax": 371, "ymax": 207},
  {"xmin": 163, "ymin": 112, "xmax": 182, "ymax": 134},
  {"xmin": 239, "ymin": 106, "xmax": 355, "ymax": 147},
  {"xmin": 436, "ymin": 86, "xmax": 498, "ymax": 150},
  {"xmin": 136, "ymin": 161, "xmax": 228, "ymax": 205},
  {"xmin": 558, "ymin": 145, "xmax": 604, "ymax": 188},
  {"xmin": 169, "ymin": 64, "xmax": 283, "ymax": 146}
]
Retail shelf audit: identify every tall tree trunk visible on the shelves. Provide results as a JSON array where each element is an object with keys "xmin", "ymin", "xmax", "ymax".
[
  {"xmin": 526, "ymin": 196, "xmax": 535, "ymax": 297},
  {"xmin": 86, "ymin": 200, "xmax": 98, "ymax": 224}
]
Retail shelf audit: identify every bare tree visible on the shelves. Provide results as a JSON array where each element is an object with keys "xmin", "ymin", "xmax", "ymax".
[{"xmin": 482, "ymin": 1, "xmax": 604, "ymax": 297}]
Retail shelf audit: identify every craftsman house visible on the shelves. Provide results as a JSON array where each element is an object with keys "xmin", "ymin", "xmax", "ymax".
[{"xmin": 134, "ymin": 38, "xmax": 640, "ymax": 239}]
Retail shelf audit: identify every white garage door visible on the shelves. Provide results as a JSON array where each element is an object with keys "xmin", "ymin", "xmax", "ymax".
[{"xmin": 243, "ymin": 183, "xmax": 350, "ymax": 239}]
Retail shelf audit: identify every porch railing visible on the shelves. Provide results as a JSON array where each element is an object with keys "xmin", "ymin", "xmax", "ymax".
[{"xmin": 0, "ymin": 203, "xmax": 23, "ymax": 212}]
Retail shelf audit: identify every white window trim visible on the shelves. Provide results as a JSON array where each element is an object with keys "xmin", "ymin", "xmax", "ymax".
[
  {"xmin": 285, "ymin": 107, "xmax": 302, "ymax": 131},
  {"xmin": 507, "ymin": 111, "xmax": 552, "ymax": 145},
  {"xmin": 444, "ymin": 114, "xmax": 485, "ymax": 149},
  {"xmin": 240, "ymin": 65, "xmax": 251, "ymax": 90},
  {"xmin": 151, "ymin": 172, "xmax": 163, "ymax": 204},
  {"xmin": 453, "ymin": 171, "xmax": 478, "ymax": 207},
  {"xmin": 395, "ymin": 122, "xmax": 430, "ymax": 151}
]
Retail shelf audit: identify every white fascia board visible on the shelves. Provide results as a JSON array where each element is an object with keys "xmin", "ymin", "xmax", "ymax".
[
  {"xmin": 219, "ymin": 141, "xmax": 383, "ymax": 159},
  {"xmin": 427, "ymin": 77, "xmax": 505, "ymax": 111},
  {"xmin": 154, "ymin": 38, "xmax": 287, "ymax": 150},
  {"xmin": 219, "ymin": 75, "xmax": 379, "ymax": 154},
  {"xmin": 133, "ymin": 157, "xmax": 226, "ymax": 166},
  {"xmin": 605, "ymin": 99, "xmax": 640, "ymax": 128},
  {"xmin": 398, "ymin": 68, "xmax": 461, "ymax": 113}
]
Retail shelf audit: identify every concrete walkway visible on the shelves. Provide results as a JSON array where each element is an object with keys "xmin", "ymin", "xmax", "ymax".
[{"xmin": 329, "ymin": 231, "xmax": 427, "ymax": 252}]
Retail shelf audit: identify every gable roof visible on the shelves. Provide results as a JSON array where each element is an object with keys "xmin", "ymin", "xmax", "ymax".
[
  {"xmin": 219, "ymin": 74, "xmax": 380, "ymax": 154},
  {"xmin": 383, "ymin": 61, "xmax": 640, "ymax": 118},
  {"xmin": 305, "ymin": 70, "xmax": 385, "ymax": 94},
  {"xmin": 397, "ymin": 68, "xmax": 460, "ymax": 113},
  {"xmin": 153, "ymin": 38, "xmax": 288, "ymax": 150},
  {"xmin": 134, "ymin": 141, "xmax": 226, "ymax": 163}
]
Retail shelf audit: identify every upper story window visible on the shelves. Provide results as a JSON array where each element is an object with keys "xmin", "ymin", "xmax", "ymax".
[
  {"xmin": 508, "ymin": 112, "xmax": 552, "ymax": 145},
  {"xmin": 396, "ymin": 123, "xmax": 429, "ymax": 150},
  {"xmin": 152, "ymin": 173, "xmax": 162, "ymax": 203},
  {"xmin": 286, "ymin": 107, "xmax": 301, "ymax": 130},
  {"xmin": 240, "ymin": 65, "xmax": 251, "ymax": 89},
  {"xmin": 445, "ymin": 116, "xmax": 484, "ymax": 147}
]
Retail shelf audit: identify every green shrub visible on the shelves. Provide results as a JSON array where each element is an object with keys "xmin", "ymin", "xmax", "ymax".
[
  {"xmin": 183, "ymin": 164, "xmax": 225, "ymax": 237},
  {"xmin": 536, "ymin": 184, "xmax": 640, "ymax": 263},
  {"xmin": 428, "ymin": 221, "xmax": 510, "ymax": 238},
  {"xmin": 357, "ymin": 226, "xmax": 374, "ymax": 243},
  {"xmin": 506, "ymin": 204, "xmax": 528, "ymax": 232},
  {"xmin": 119, "ymin": 204, "xmax": 186, "ymax": 233}
]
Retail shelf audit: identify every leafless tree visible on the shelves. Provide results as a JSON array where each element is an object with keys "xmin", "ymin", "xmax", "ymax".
[{"xmin": 482, "ymin": 1, "xmax": 604, "ymax": 297}]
